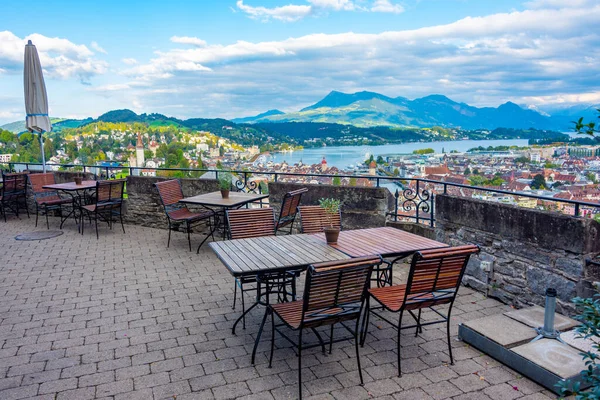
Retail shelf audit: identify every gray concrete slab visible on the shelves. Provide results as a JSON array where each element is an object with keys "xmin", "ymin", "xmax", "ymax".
[
  {"xmin": 505, "ymin": 306, "xmax": 579, "ymax": 331},
  {"xmin": 462, "ymin": 314, "xmax": 537, "ymax": 347},
  {"xmin": 512, "ymin": 339, "xmax": 588, "ymax": 379},
  {"xmin": 561, "ymin": 329, "xmax": 600, "ymax": 356}
]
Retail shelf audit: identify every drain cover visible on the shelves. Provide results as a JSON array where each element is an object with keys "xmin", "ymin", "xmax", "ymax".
[{"xmin": 15, "ymin": 231, "xmax": 64, "ymax": 241}]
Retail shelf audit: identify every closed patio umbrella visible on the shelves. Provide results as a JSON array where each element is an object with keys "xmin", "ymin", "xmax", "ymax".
[{"xmin": 24, "ymin": 40, "xmax": 52, "ymax": 172}]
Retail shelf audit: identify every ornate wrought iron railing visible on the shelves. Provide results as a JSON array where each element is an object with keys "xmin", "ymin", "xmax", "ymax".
[{"xmin": 6, "ymin": 161, "xmax": 600, "ymax": 226}]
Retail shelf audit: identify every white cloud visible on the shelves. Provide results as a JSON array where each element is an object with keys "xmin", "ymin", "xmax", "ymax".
[
  {"xmin": 91, "ymin": 41, "xmax": 107, "ymax": 54},
  {"xmin": 170, "ymin": 36, "xmax": 208, "ymax": 47},
  {"xmin": 112, "ymin": 1, "xmax": 600, "ymax": 119},
  {"xmin": 308, "ymin": 0, "xmax": 355, "ymax": 11},
  {"xmin": 122, "ymin": 57, "xmax": 138, "ymax": 65},
  {"xmin": 0, "ymin": 31, "xmax": 107, "ymax": 84},
  {"xmin": 371, "ymin": 0, "xmax": 404, "ymax": 13},
  {"xmin": 236, "ymin": 0, "xmax": 312, "ymax": 22}
]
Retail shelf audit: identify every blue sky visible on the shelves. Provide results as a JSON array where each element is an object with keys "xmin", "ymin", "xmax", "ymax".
[{"xmin": 1, "ymin": 0, "xmax": 599, "ymax": 124}]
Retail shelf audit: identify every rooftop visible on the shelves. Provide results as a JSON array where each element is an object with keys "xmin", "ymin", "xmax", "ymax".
[{"xmin": 0, "ymin": 217, "xmax": 558, "ymax": 400}]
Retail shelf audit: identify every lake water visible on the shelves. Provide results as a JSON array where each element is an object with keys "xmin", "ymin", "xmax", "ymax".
[{"xmin": 269, "ymin": 139, "xmax": 529, "ymax": 170}]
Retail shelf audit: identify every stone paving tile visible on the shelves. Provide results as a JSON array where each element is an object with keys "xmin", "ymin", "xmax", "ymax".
[{"xmin": 0, "ymin": 218, "xmax": 553, "ymax": 400}]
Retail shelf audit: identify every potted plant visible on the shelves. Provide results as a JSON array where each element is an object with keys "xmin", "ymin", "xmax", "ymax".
[
  {"xmin": 319, "ymin": 198, "xmax": 341, "ymax": 244},
  {"xmin": 218, "ymin": 172, "xmax": 232, "ymax": 199},
  {"xmin": 74, "ymin": 174, "xmax": 83, "ymax": 185}
]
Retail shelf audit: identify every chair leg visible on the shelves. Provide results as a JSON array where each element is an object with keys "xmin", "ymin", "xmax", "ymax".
[
  {"xmin": 447, "ymin": 308, "xmax": 454, "ymax": 365},
  {"xmin": 298, "ymin": 329, "xmax": 303, "ymax": 400},
  {"xmin": 329, "ymin": 325, "xmax": 334, "ymax": 354},
  {"xmin": 360, "ymin": 297, "xmax": 371, "ymax": 346},
  {"xmin": 95, "ymin": 213, "xmax": 99, "ymax": 239},
  {"xmin": 354, "ymin": 317, "xmax": 365, "ymax": 385},
  {"xmin": 397, "ymin": 310, "xmax": 404, "ymax": 377},
  {"xmin": 269, "ymin": 309, "xmax": 275, "ymax": 368},
  {"xmin": 241, "ymin": 280, "xmax": 246, "ymax": 329},
  {"xmin": 232, "ymin": 280, "xmax": 238, "ymax": 310},
  {"xmin": 415, "ymin": 309, "xmax": 422, "ymax": 337},
  {"xmin": 119, "ymin": 211, "xmax": 125, "ymax": 233},
  {"xmin": 35, "ymin": 204, "xmax": 39, "ymax": 227},
  {"xmin": 45, "ymin": 206, "xmax": 50, "ymax": 230},
  {"xmin": 251, "ymin": 307, "xmax": 270, "ymax": 365},
  {"xmin": 167, "ymin": 222, "xmax": 172, "ymax": 248},
  {"xmin": 187, "ymin": 221, "xmax": 192, "ymax": 251},
  {"xmin": 311, "ymin": 328, "xmax": 326, "ymax": 355}
]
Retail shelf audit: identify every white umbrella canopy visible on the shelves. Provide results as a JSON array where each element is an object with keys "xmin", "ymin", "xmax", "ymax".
[{"xmin": 24, "ymin": 40, "xmax": 51, "ymax": 172}]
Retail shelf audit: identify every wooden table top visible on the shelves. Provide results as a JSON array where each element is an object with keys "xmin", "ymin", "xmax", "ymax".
[
  {"xmin": 209, "ymin": 234, "xmax": 350, "ymax": 277},
  {"xmin": 43, "ymin": 181, "xmax": 97, "ymax": 191},
  {"xmin": 312, "ymin": 227, "xmax": 448, "ymax": 258},
  {"xmin": 180, "ymin": 191, "xmax": 268, "ymax": 208}
]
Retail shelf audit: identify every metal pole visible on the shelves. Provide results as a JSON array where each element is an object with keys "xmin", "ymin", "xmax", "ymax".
[{"xmin": 39, "ymin": 131, "xmax": 46, "ymax": 173}]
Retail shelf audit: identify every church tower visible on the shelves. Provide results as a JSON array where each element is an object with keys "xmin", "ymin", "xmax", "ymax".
[{"xmin": 135, "ymin": 133, "xmax": 145, "ymax": 175}]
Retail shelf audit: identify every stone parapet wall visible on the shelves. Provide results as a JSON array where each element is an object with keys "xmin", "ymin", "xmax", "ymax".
[
  {"xmin": 435, "ymin": 194, "xmax": 600, "ymax": 314},
  {"xmin": 268, "ymin": 182, "xmax": 394, "ymax": 231}
]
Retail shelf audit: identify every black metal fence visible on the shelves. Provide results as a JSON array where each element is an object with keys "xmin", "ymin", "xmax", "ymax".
[{"xmin": 7, "ymin": 162, "xmax": 600, "ymax": 227}]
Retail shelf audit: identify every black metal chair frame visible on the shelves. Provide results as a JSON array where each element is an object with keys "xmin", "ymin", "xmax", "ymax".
[
  {"xmin": 28, "ymin": 174, "xmax": 74, "ymax": 229},
  {"xmin": 153, "ymin": 180, "xmax": 217, "ymax": 252},
  {"xmin": 1, "ymin": 172, "xmax": 30, "ymax": 221},
  {"xmin": 80, "ymin": 180, "xmax": 126, "ymax": 239},
  {"xmin": 225, "ymin": 208, "xmax": 299, "ymax": 333},
  {"xmin": 275, "ymin": 187, "xmax": 308, "ymax": 235},
  {"xmin": 360, "ymin": 245, "xmax": 479, "ymax": 377},
  {"xmin": 255, "ymin": 256, "xmax": 381, "ymax": 400}
]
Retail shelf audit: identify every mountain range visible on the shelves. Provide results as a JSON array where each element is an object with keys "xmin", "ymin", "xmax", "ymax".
[
  {"xmin": 232, "ymin": 91, "xmax": 598, "ymax": 131},
  {"xmin": 2, "ymin": 91, "xmax": 597, "ymax": 135}
]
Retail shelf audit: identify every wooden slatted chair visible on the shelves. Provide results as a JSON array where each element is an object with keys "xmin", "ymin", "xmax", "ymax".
[
  {"xmin": 81, "ymin": 180, "xmax": 126, "ymax": 239},
  {"xmin": 298, "ymin": 205, "xmax": 341, "ymax": 234},
  {"xmin": 275, "ymin": 187, "xmax": 308, "ymax": 235},
  {"xmin": 1, "ymin": 171, "xmax": 30, "ymax": 220},
  {"xmin": 257, "ymin": 256, "xmax": 381, "ymax": 400},
  {"xmin": 154, "ymin": 179, "xmax": 216, "ymax": 252},
  {"xmin": 226, "ymin": 207, "xmax": 275, "ymax": 239},
  {"xmin": 298, "ymin": 204, "xmax": 394, "ymax": 287},
  {"xmin": 361, "ymin": 245, "xmax": 480, "ymax": 376},
  {"xmin": 226, "ymin": 207, "xmax": 294, "ymax": 329},
  {"xmin": 28, "ymin": 173, "xmax": 73, "ymax": 229}
]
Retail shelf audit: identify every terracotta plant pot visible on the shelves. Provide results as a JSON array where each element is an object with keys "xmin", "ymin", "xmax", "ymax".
[
  {"xmin": 74, "ymin": 176, "xmax": 83, "ymax": 185},
  {"xmin": 324, "ymin": 227, "xmax": 340, "ymax": 244},
  {"xmin": 220, "ymin": 189, "xmax": 230, "ymax": 199}
]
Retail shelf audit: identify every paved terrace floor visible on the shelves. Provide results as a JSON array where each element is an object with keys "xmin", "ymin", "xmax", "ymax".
[{"xmin": 0, "ymin": 216, "xmax": 560, "ymax": 400}]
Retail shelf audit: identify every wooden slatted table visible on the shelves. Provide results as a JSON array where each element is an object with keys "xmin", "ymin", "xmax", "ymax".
[
  {"xmin": 210, "ymin": 234, "xmax": 350, "ymax": 277},
  {"xmin": 210, "ymin": 234, "xmax": 350, "ymax": 335},
  {"xmin": 312, "ymin": 227, "xmax": 448, "ymax": 258},
  {"xmin": 180, "ymin": 191, "xmax": 268, "ymax": 208},
  {"xmin": 181, "ymin": 191, "xmax": 270, "ymax": 239},
  {"xmin": 43, "ymin": 181, "xmax": 97, "ymax": 229}
]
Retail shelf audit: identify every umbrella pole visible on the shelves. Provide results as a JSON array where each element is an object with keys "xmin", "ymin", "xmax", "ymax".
[{"xmin": 39, "ymin": 131, "xmax": 46, "ymax": 173}]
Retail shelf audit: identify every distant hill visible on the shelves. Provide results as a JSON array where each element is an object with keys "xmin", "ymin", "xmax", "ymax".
[
  {"xmin": 232, "ymin": 109, "xmax": 284, "ymax": 124},
  {"xmin": 236, "ymin": 90, "xmax": 590, "ymax": 131},
  {"xmin": 0, "ymin": 117, "xmax": 91, "ymax": 134}
]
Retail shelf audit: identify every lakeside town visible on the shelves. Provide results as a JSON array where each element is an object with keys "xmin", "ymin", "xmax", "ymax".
[{"xmin": 2, "ymin": 121, "xmax": 599, "ymax": 221}]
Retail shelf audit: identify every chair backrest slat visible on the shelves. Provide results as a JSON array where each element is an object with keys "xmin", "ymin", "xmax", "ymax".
[
  {"xmin": 403, "ymin": 245, "xmax": 479, "ymax": 310},
  {"xmin": 298, "ymin": 205, "xmax": 341, "ymax": 234},
  {"xmin": 28, "ymin": 173, "xmax": 56, "ymax": 195},
  {"xmin": 227, "ymin": 207, "xmax": 276, "ymax": 239},
  {"xmin": 154, "ymin": 179, "xmax": 184, "ymax": 206},
  {"xmin": 277, "ymin": 188, "xmax": 308, "ymax": 227},
  {"xmin": 2, "ymin": 172, "xmax": 29, "ymax": 194},
  {"xmin": 96, "ymin": 180, "xmax": 125, "ymax": 205},
  {"xmin": 302, "ymin": 256, "xmax": 379, "ymax": 324}
]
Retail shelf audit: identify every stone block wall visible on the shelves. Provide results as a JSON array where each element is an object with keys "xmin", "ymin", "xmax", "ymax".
[
  {"xmin": 435, "ymin": 194, "xmax": 600, "ymax": 314},
  {"xmin": 124, "ymin": 176, "xmax": 219, "ymax": 228},
  {"xmin": 268, "ymin": 181, "xmax": 394, "ymax": 230}
]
